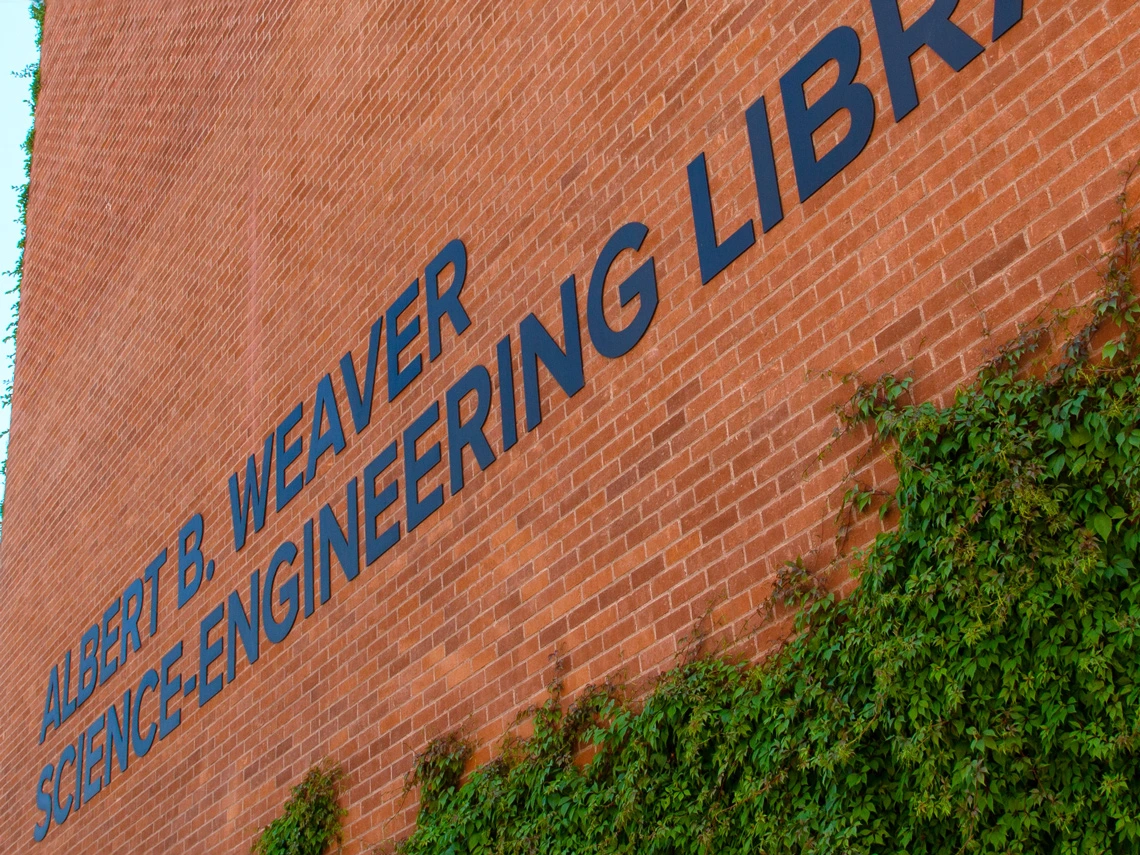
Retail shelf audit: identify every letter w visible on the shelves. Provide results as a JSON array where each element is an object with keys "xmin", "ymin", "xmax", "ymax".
[{"xmin": 228, "ymin": 435, "xmax": 273, "ymax": 551}]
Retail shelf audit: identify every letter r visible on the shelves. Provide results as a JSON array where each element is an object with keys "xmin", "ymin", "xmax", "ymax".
[{"xmin": 871, "ymin": 0, "xmax": 985, "ymax": 122}]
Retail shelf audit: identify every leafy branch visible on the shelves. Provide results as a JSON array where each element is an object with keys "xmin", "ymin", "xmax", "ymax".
[
  {"xmin": 252, "ymin": 762, "xmax": 347, "ymax": 855},
  {"xmin": 394, "ymin": 163, "xmax": 1140, "ymax": 855}
]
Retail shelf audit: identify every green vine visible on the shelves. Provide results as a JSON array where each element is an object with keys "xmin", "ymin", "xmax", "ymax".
[
  {"xmin": 252, "ymin": 762, "xmax": 347, "ymax": 855},
  {"xmin": 1, "ymin": 0, "xmax": 46, "ymax": 527},
  {"xmin": 397, "ymin": 169, "xmax": 1140, "ymax": 854},
  {"xmin": 405, "ymin": 732, "xmax": 475, "ymax": 814}
]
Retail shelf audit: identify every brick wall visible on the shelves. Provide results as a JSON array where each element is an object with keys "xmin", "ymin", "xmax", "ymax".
[{"xmin": 1, "ymin": 0, "xmax": 1137, "ymax": 851}]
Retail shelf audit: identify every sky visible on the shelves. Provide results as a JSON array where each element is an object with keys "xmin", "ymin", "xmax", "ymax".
[{"xmin": 0, "ymin": 0, "xmax": 39, "ymax": 500}]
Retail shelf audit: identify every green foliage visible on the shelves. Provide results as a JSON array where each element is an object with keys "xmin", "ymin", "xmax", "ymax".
[
  {"xmin": 5, "ymin": 0, "xmax": 43, "ymax": 389},
  {"xmin": 399, "ymin": 182, "xmax": 1140, "ymax": 854},
  {"xmin": 1, "ymin": 0, "xmax": 45, "ymax": 526},
  {"xmin": 406, "ymin": 733, "xmax": 475, "ymax": 813},
  {"xmin": 252, "ymin": 762, "xmax": 347, "ymax": 855}
]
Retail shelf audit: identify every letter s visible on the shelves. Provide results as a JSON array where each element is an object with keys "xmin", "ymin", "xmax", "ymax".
[{"xmin": 33, "ymin": 763, "xmax": 53, "ymax": 842}]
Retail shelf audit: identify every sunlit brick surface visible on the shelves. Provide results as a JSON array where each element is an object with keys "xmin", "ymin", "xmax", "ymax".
[{"xmin": 2, "ymin": 1, "xmax": 1138, "ymax": 851}]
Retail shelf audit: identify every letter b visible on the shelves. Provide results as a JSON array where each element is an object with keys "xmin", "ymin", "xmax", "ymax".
[
  {"xmin": 780, "ymin": 26, "xmax": 876, "ymax": 203},
  {"xmin": 177, "ymin": 513, "xmax": 209, "ymax": 609},
  {"xmin": 77, "ymin": 626, "xmax": 99, "ymax": 707}
]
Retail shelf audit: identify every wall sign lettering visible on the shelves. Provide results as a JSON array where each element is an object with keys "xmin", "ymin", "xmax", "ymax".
[{"xmin": 29, "ymin": 0, "xmax": 1023, "ymax": 840}]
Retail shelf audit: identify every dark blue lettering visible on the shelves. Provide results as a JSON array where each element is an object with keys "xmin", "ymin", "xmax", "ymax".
[
  {"xmin": 404, "ymin": 403, "xmax": 444, "ymax": 532},
  {"xmin": 99, "ymin": 599, "xmax": 120, "ymax": 686},
  {"xmin": 33, "ymin": 763, "xmax": 53, "ymax": 842},
  {"xmin": 60, "ymin": 651, "xmax": 77, "ymax": 723},
  {"xmin": 226, "ymin": 571, "xmax": 260, "ymax": 683},
  {"xmin": 77, "ymin": 624, "xmax": 99, "ymax": 707},
  {"xmin": 446, "ymin": 365, "xmax": 496, "ymax": 495},
  {"xmin": 275, "ymin": 403, "xmax": 305, "ymax": 512},
  {"xmin": 177, "ymin": 513, "xmax": 208, "ymax": 609},
  {"xmin": 496, "ymin": 335, "xmax": 519, "ymax": 452},
  {"xmin": 992, "ymin": 0, "xmax": 1022, "ymax": 40},
  {"xmin": 520, "ymin": 277, "xmax": 585, "ymax": 431},
  {"xmin": 82, "ymin": 714, "xmax": 105, "ymax": 803},
  {"xmin": 745, "ymin": 96, "xmax": 785, "ymax": 233},
  {"xmin": 340, "ymin": 317, "xmax": 382, "ymax": 433},
  {"xmin": 305, "ymin": 373, "xmax": 347, "ymax": 483},
  {"xmin": 121, "ymin": 578, "xmax": 144, "ymax": 664},
  {"xmin": 199, "ymin": 602, "xmax": 225, "ymax": 707},
  {"xmin": 144, "ymin": 550, "xmax": 163, "ymax": 636},
  {"xmin": 687, "ymin": 154, "xmax": 755, "ymax": 284},
  {"xmin": 425, "ymin": 238, "xmax": 471, "ymax": 361},
  {"xmin": 52, "ymin": 744, "xmax": 75, "ymax": 826},
  {"xmin": 319, "ymin": 479, "xmax": 360, "ymax": 603},
  {"xmin": 780, "ymin": 26, "xmax": 876, "ymax": 202},
  {"xmin": 228, "ymin": 435, "xmax": 273, "ymax": 551},
  {"xmin": 75, "ymin": 732, "xmax": 84, "ymax": 811},
  {"xmin": 364, "ymin": 443, "xmax": 400, "ymax": 564},
  {"xmin": 871, "ymin": 0, "xmax": 984, "ymax": 122},
  {"xmin": 158, "ymin": 642, "xmax": 183, "ymax": 739},
  {"xmin": 303, "ymin": 520, "xmax": 316, "ymax": 617},
  {"xmin": 105, "ymin": 690, "xmax": 131, "ymax": 785},
  {"xmin": 587, "ymin": 222, "xmax": 659, "ymax": 356},
  {"xmin": 263, "ymin": 542, "xmax": 299, "ymax": 644},
  {"xmin": 40, "ymin": 666, "xmax": 61, "ymax": 744},
  {"xmin": 386, "ymin": 279, "xmax": 423, "ymax": 401},
  {"xmin": 131, "ymin": 670, "xmax": 158, "ymax": 758}
]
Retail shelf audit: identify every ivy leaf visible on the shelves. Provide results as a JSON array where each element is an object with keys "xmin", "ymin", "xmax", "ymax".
[{"xmin": 1093, "ymin": 512, "xmax": 1113, "ymax": 540}]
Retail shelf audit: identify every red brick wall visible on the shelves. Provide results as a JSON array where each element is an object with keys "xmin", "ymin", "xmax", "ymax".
[{"xmin": 1, "ymin": 0, "xmax": 1137, "ymax": 851}]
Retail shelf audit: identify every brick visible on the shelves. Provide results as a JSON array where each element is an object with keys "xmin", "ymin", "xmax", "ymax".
[{"xmin": 1, "ymin": 1, "xmax": 1137, "ymax": 852}]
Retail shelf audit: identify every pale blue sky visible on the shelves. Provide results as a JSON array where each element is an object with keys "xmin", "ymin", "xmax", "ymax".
[{"xmin": 0, "ymin": 0, "xmax": 39, "ymax": 498}]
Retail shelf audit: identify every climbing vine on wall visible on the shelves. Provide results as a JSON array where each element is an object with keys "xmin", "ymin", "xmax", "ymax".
[
  {"xmin": 1, "ymin": 0, "xmax": 46, "ymax": 527},
  {"xmin": 397, "ymin": 171, "xmax": 1140, "ymax": 854},
  {"xmin": 252, "ymin": 762, "xmax": 346, "ymax": 855}
]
